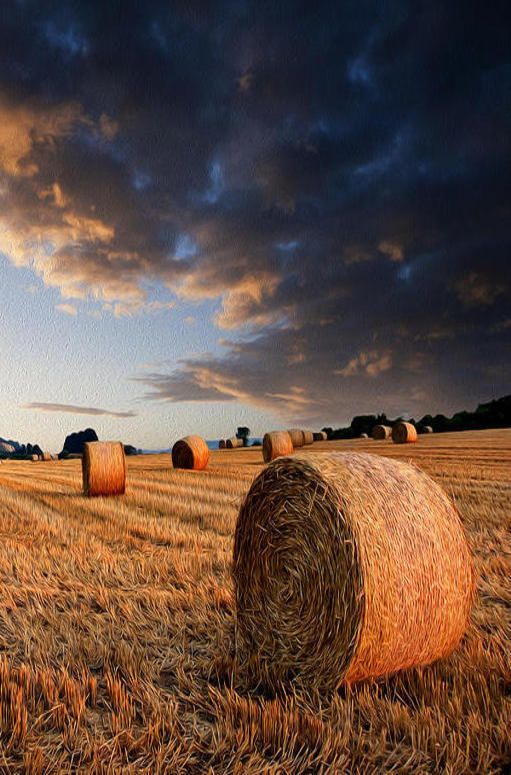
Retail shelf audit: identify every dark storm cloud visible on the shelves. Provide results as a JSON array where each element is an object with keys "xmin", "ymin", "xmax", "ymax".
[{"xmin": 1, "ymin": 1, "xmax": 509, "ymax": 421}]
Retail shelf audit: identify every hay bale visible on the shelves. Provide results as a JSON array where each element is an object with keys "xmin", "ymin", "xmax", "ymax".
[
  {"xmin": 42, "ymin": 452, "xmax": 52, "ymax": 461},
  {"xmin": 262, "ymin": 431, "xmax": 293, "ymax": 463},
  {"xmin": 30, "ymin": 454, "xmax": 39, "ymax": 462},
  {"xmin": 303, "ymin": 430, "xmax": 314, "ymax": 445},
  {"xmin": 233, "ymin": 451, "xmax": 474, "ymax": 691},
  {"xmin": 372, "ymin": 424, "xmax": 391, "ymax": 440},
  {"xmin": 359, "ymin": 433, "xmax": 369, "ymax": 439},
  {"xmin": 226, "ymin": 437, "xmax": 241, "ymax": 449},
  {"xmin": 287, "ymin": 429, "xmax": 305, "ymax": 448},
  {"xmin": 82, "ymin": 442, "xmax": 126, "ymax": 496},
  {"xmin": 392, "ymin": 421, "xmax": 418, "ymax": 444},
  {"xmin": 219, "ymin": 439, "xmax": 226, "ymax": 449},
  {"xmin": 172, "ymin": 435, "xmax": 209, "ymax": 470},
  {"xmin": 421, "ymin": 425, "xmax": 433, "ymax": 434},
  {"xmin": 312, "ymin": 432, "xmax": 326, "ymax": 442}
]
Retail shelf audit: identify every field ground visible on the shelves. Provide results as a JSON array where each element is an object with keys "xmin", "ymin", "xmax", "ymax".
[{"xmin": 0, "ymin": 429, "xmax": 509, "ymax": 773}]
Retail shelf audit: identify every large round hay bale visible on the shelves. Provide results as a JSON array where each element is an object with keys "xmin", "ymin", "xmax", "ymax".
[
  {"xmin": 287, "ymin": 429, "xmax": 305, "ymax": 448},
  {"xmin": 302, "ymin": 430, "xmax": 314, "ymax": 445},
  {"xmin": 233, "ymin": 451, "xmax": 474, "ymax": 691},
  {"xmin": 421, "ymin": 425, "xmax": 433, "ymax": 434},
  {"xmin": 262, "ymin": 431, "xmax": 293, "ymax": 463},
  {"xmin": 372, "ymin": 424, "xmax": 391, "ymax": 440},
  {"xmin": 172, "ymin": 435, "xmax": 209, "ymax": 470},
  {"xmin": 219, "ymin": 439, "xmax": 226, "ymax": 449},
  {"xmin": 82, "ymin": 442, "xmax": 126, "ymax": 496},
  {"xmin": 392, "ymin": 421, "xmax": 418, "ymax": 444}
]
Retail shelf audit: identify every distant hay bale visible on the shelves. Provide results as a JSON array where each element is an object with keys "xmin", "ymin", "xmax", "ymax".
[
  {"xmin": 372, "ymin": 424, "xmax": 391, "ymax": 440},
  {"xmin": 233, "ymin": 451, "xmax": 474, "ymax": 691},
  {"xmin": 172, "ymin": 435, "xmax": 209, "ymax": 470},
  {"xmin": 313, "ymin": 431, "xmax": 328, "ymax": 442},
  {"xmin": 82, "ymin": 442, "xmax": 126, "ymax": 497},
  {"xmin": 392, "ymin": 422, "xmax": 418, "ymax": 444},
  {"xmin": 303, "ymin": 430, "xmax": 314, "ymax": 445},
  {"xmin": 30, "ymin": 454, "xmax": 39, "ymax": 462},
  {"xmin": 359, "ymin": 433, "xmax": 369, "ymax": 439},
  {"xmin": 226, "ymin": 437, "xmax": 242, "ymax": 449},
  {"xmin": 219, "ymin": 439, "xmax": 226, "ymax": 449},
  {"xmin": 287, "ymin": 429, "xmax": 305, "ymax": 448},
  {"xmin": 42, "ymin": 452, "xmax": 52, "ymax": 461},
  {"xmin": 421, "ymin": 425, "xmax": 433, "ymax": 434},
  {"xmin": 262, "ymin": 431, "xmax": 293, "ymax": 463}
]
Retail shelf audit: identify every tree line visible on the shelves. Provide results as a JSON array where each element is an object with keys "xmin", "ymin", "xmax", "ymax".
[{"xmin": 322, "ymin": 394, "xmax": 511, "ymax": 440}]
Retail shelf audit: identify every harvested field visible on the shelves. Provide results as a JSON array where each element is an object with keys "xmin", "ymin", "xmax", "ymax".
[{"xmin": 0, "ymin": 428, "xmax": 509, "ymax": 773}]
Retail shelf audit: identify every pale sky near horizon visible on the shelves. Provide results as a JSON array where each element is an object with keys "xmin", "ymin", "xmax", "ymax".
[
  {"xmin": 0, "ymin": 254, "xmax": 278, "ymax": 451},
  {"xmin": 0, "ymin": 2, "xmax": 509, "ymax": 452}
]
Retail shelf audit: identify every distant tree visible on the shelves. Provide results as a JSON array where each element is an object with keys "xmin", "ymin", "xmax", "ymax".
[
  {"xmin": 236, "ymin": 427, "xmax": 250, "ymax": 447},
  {"xmin": 350, "ymin": 415, "xmax": 377, "ymax": 438}
]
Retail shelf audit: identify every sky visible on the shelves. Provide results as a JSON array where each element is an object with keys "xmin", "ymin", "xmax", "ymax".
[{"xmin": 0, "ymin": 1, "xmax": 509, "ymax": 452}]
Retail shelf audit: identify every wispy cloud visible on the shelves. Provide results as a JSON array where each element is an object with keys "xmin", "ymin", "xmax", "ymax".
[
  {"xmin": 55, "ymin": 303, "xmax": 77, "ymax": 316},
  {"xmin": 23, "ymin": 402, "xmax": 137, "ymax": 418}
]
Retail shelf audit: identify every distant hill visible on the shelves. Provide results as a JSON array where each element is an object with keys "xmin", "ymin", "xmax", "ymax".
[{"xmin": 323, "ymin": 394, "xmax": 511, "ymax": 440}]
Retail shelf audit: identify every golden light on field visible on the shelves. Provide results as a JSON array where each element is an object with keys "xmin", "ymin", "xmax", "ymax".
[{"xmin": 0, "ymin": 429, "xmax": 509, "ymax": 771}]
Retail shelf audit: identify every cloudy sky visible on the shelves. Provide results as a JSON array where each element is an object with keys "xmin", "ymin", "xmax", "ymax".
[{"xmin": 0, "ymin": 1, "xmax": 509, "ymax": 451}]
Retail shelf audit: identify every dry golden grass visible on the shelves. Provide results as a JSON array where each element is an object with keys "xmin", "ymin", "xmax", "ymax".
[{"xmin": 0, "ymin": 429, "xmax": 509, "ymax": 773}]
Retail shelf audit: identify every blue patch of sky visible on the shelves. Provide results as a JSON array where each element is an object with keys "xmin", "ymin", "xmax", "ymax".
[
  {"xmin": 42, "ymin": 21, "xmax": 88, "ymax": 58},
  {"xmin": 150, "ymin": 20, "xmax": 169, "ymax": 53},
  {"xmin": 347, "ymin": 54, "xmax": 372, "ymax": 86},
  {"xmin": 174, "ymin": 233, "xmax": 198, "ymax": 260},
  {"xmin": 397, "ymin": 264, "xmax": 412, "ymax": 282},
  {"xmin": 203, "ymin": 160, "xmax": 224, "ymax": 204},
  {"xmin": 276, "ymin": 240, "xmax": 300, "ymax": 252},
  {"xmin": 132, "ymin": 170, "xmax": 152, "ymax": 191}
]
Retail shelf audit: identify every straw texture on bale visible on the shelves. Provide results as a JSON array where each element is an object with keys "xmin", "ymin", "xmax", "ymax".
[
  {"xmin": 262, "ymin": 431, "xmax": 294, "ymax": 463},
  {"xmin": 219, "ymin": 439, "xmax": 226, "ymax": 449},
  {"xmin": 421, "ymin": 425, "xmax": 433, "ymax": 433},
  {"xmin": 233, "ymin": 451, "xmax": 474, "ymax": 691},
  {"xmin": 392, "ymin": 421, "xmax": 418, "ymax": 444},
  {"xmin": 82, "ymin": 442, "xmax": 126, "ymax": 497},
  {"xmin": 303, "ymin": 430, "xmax": 314, "ymax": 445},
  {"xmin": 372, "ymin": 424, "xmax": 391, "ymax": 440},
  {"xmin": 287, "ymin": 429, "xmax": 305, "ymax": 448},
  {"xmin": 172, "ymin": 435, "xmax": 209, "ymax": 470}
]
